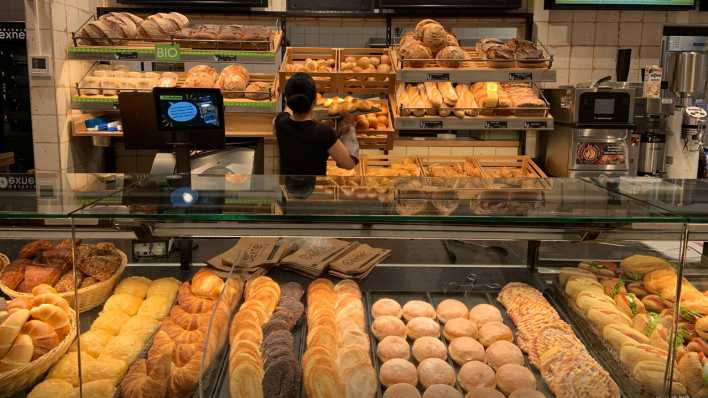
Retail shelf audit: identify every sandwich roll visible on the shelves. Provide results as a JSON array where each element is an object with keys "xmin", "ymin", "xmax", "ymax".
[
  {"xmin": 631, "ymin": 360, "xmax": 687, "ymax": 396},
  {"xmin": 575, "ymin": 291, "xmax": 615, "ymax": 314},
  {"xmin": 619, "ymin": 342, "xmax": 668, "ymax": 366},
  {"xmin": 565, "ymin": 277, "xmax": 604, "ymax": 299},
  {"xmin": 677, "ymin": 352, "xmax": 707, "ymax": 398},
  {"xmin": 587, "ymin": 307, "xmax": 632, "ymax": 329},
  {"xmin": 696, "ymin": 316, "xmax": 708, "ymax": 340},
  {"xmin": 559, "ymin": 267, "xmax": 597, "ymax": 287},
  {"xmin": 578, "ymin": 261, "xmax": 617, "ymax": 277},
  {"xmin": 614, "ymin": 292, "xmax": 646, "ymax": 318},
  {"xmin": 602, "ymin": 323, "xmax": 650, "ymax": 352},
  {"xmin": 640, "ymin": 295, "xmax": 671, "ymax": 313},
  {"xmin": 621, "ymin": 255, "xmax": 672, "ymax": 276}
]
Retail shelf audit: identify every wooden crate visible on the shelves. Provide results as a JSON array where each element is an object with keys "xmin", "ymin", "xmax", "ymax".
[
  {"xmin": 339, "ymin": 48, "xmax": 395, "ymax": 94},
  {"xmin": 363, "ymin": 155, "xmax": 423, "ymax": 177},
  {"xmin": 279, "ymin": 47, "xmax": 339, "ymax": 93},
  {"xmin": 475, "ymin": 155, "xmax": 551, "ymax": 191},
  {"xmin": 353, "ymin": 97, "xmax": 396, "ymax": 151}
]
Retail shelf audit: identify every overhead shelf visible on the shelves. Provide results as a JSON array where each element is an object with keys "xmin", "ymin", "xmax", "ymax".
[
  {"xmin": 71, "ymin": 96, "xmax": 279, "ymax": 114},
  {"xmin": 67, "ymin": 46, "xmax": 280, "ymax": 63},
  {"xmin": 394, "ymin": 114, "xmax": 554, "ymax": 131}
]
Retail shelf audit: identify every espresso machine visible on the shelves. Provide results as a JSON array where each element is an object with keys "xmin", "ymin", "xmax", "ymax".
[
  {"xmin": 543, "ymin": 79, "xmax": 635, "ymax": 177},
  {"xmin": 661, "ymin": 26, "xmax": 708, "ymax": 179}
]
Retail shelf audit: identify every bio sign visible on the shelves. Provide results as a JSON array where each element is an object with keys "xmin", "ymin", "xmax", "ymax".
[{"xmin": 155, "ymin": 43, "xmax": 181, "ymax": 61}]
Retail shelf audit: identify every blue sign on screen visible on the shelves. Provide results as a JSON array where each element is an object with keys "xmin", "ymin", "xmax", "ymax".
[{"xmin": 167, "ymin": 101, "xmax": 198, "ymax": 122}]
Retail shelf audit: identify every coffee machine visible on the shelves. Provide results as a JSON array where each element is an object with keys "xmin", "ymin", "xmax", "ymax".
[
  {"xmin": 661, "ymin": 26, "xmax": 708, "ymax": 179},
  {"xmin": 543, "ymin": 79, "xmax": 635, "ymax": 177}
]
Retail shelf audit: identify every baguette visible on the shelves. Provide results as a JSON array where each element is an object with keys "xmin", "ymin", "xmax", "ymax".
[
  {"xmin": 411, "ymin": 86, "xmax": 427, "ymax": 117},
  {"xmin": 437, "ymin": 81, "xmax": 458, "ymax": 107},
  {"xmin": 417, "ymin": 84, "xmax": 434, "ymax": 116},
  {"xmin": 423, "ymin": 82, "xmax": 443, "ymax": 108},
  {"xmin": 453, "ymin": 84, "xmax": 466, "ymax": 118},
  {"xmin": 397, "ymin": 85, "xmax": 411, "ymax": 116},
  {"xmin": 464, "ymin": 85, "xmax": 478, "ymax": 116}
]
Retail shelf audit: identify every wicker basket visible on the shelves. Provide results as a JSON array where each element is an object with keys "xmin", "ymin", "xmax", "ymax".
[
  {"xmin": 0, "ymin": 250, "xmax": 127, "ymax": 313},
  {"xmin": 0, "ymin": 309, "xmax": 77, "ymax": 398}
]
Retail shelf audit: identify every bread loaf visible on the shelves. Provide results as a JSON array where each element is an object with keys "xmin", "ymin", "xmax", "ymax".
[
  {"xmin": 0, "ymin": 334, "xmax": 33, "ymax": 371},
  {"xmin": 244, "ymin": 82, "xmax": 271, "ymax": 100},
  {"xmin": 99, "ymin": 13, "xmax": 138, "ymax": 40},
  {"xmin": 423, "ymin": 82, "xmax": 443, "ymax": 109},
  {"xmin": 437, "ymin": 82, "xmax": 458, "ymax": 107},
  {"xmin": 421, "ymin": 24, "xmax": 447, "ymax": 55},
  {"xmin": 415, "ymin": 19, "xmax": 442, "ymax": 40},
  {"xmin": 399, "ymin": 40, "xmax": 432, "ymax": 67},
  {"xmin": 138, "ymin": 12, "xmax": 189, "ymax": 39},
  {"xmin": 436, "ymin": 46, "xmax": 466, "ymax": 68},
  {"xmin": 78, "ymin": 20, "xmax": 124, "ymax": 45}
]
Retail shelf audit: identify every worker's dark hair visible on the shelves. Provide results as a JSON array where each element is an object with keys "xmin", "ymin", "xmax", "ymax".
[{"xmin": 284, "ymin": 72, "xmax": 316, "ymax": 114}]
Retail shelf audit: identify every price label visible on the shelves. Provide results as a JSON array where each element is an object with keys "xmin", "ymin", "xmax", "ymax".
[
  {"xmin": 427, "ymin": 73, "xmax": 450, "ymax": 81},
  {"xmin": 215, "ymin": 55, "xmax": 239, "ymax": 62},
  {"xmin": 421, "ymin": 120, "xmax": 444, "ymax": 129},
  {"xmin": 115, "ymin": 52, "xmax": 138, "ymax": 60},
  {"xmin": 484, "ymin": 121, "xmax": 508, "ymax": 129},
  {"xmin": 525, "ymin": 121, "xmax": 547, "ymax": 129},
  {"xmin": 0, "ymin": 175, "xmax": 35, "ymax": 192},
  {"xmin": 509, "ymin": 72, "xmax": 533, "ymax": 81},
  {"xmin": 155, "ymin": 43, "xmax": 181, "ymax": 61}
]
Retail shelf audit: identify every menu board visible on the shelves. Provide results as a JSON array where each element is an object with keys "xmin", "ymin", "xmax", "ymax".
[{"xmin": 548, "ymin": 0, "xmax": 694, "ymax": 7}]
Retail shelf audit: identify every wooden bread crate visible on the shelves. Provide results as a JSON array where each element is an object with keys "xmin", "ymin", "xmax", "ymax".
[
  {"xmin": 339, "ymin": 48, "xmax": 395, "ymax": 94},
  {"xmin": 476, "ymin": 155, "xmax": 551, "ymax": 191},
  {"xmin": 279, "ymin": 47, "xmax": 339, "ymax": 93},
  {"xmin": 353, "ymin": 97, "xmax": 396, "ymax": 151}
]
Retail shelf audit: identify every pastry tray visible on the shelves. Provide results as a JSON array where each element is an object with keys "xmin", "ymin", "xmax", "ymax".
[
  {"xmin": 552, "ymin": 283, "xmax": 659, "ymax": 398},
  {"xmin": 364, "ymin": 289, "xmax": 555, "ymax": 397}
]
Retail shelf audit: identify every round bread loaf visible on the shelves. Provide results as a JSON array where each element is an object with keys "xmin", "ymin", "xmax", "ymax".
[
  {"xmin": 417, "ymin": 358, "xmax": 455, "ymax": 389},
  {"xmin": 399, "ymin": 40, "xmax": 433, "ymax": 67},
  {"xmin": 464, "ymin": 387, "xmax": 505, "ymax": 398},
  {"xmin": 415, "ymin": 19, "xmax": 442, "ymax": 39},
  {"xmin": 378, "ymin": 336, "xmax": 411, "ymax": 362},
  {"xmin": 422, "ymin": 384, "xmax": 463, "ymax": 398},
  {"xmin": 449, "ymin": 336, "xmax": 485, "ymax": 365},
  {"xmin": 458, "ymin": 360, "xmax": 496, "ymax": 391},
  {"xmin": 421, "ymin": 24, "xmax": 447, "ymax": 55},
  {"xmin": 496, "ymin": 364, "xmax": 536, "ymax": 395},
  {"xmin": 477, "ymin": 322, "xmax": 513, "ymax": 348},
  {"xmin": 443, "ymin": 318, "xmax": 478, "ymax": 341},
  {"xmin": 372, "ymin": 316, "xmax": 407, "ymax": 341},
  {"xmin": 384, "ymin": 383, "xmax": 421, "ymax": 398},
  {"xmin": 484, "ymin": 340, "xmax": 523, "ymax": 370},
  {"xmin": 468, "ymin": 304, "xmax": 503, "ymax": 327},
  {"xmin": 508, "ymin": 389, "xmax": 545, "ymax": 398},
  {"xmin": 380, "ymin": 358, "xmax": 418, "ymax": 387},
  {"xmin": 436, "ymin": 299, "xmax": 468, "ymax": 323},
  {"xmin": 402, "ymin": 300, "xmax": 436, "ymax": 322},
  {"xmin": 412, "ymin": 336, "xmax": 447, "ymax": 362},
  {"xmin": 373, "ymin": 298, "xmax": 403, "ymax": 319},
  {"xmin": 407, "ymin": 317, "xmax": 440, "ymax": 340},
  {"xmin": 435, "ymin": 46, "xmax": 466, "ymax": 68}
]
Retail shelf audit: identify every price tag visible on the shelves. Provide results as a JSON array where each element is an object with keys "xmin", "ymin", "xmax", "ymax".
[
  {"xmin": 484, "ymin": 121, "xmax": 508, "ymax": 129},
  {"xmin": 155, "ymin": 43, "xmax": 181, "ymax": 61},
  {"xmin": 115, "ymin": 52, "xmax": 138, "ymax": 60},
  {"xmin": 214, "ymin": 55, "xmax": 239, "ymax": 62},
  {"xmin": 421, "ymin": 120, "xmax": 444, "ymax": 129},
  {"xmin": 509, "ymin": 72, "xmax": 533, "ymax": 81},
  {"xmin": 427, "ymin": 73, "xmax": 450, "ymax": 81},
  {"xmin": 525, "ymin": 121, "xmax": 547, "ymax": 129}
]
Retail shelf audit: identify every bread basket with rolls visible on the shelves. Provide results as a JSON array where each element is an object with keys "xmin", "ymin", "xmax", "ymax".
[
  {"xmin": 0, "ymin": 241, "xmax": 128, "ymax": 313},
  {"xmin": 0, "ymin": 285, "xmax": 77, "ymax": 398}
]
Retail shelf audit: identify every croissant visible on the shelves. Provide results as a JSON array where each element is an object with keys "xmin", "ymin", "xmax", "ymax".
[
  {"xmin": 30, "ymin": 304, "xmax": 70, "ymax": 339},
  {"xmin": 121, "ymin": 355, "xmax": 171, "ymax": 398},
  {"xmin": 0, "ymin": 308, "xmax": 30, "ymax": 357},
  {"xmin": 177, "ymin": 283, "xmax": 214, "ymax": 314},
  {"xmin": 168, "ymin": 354, "xmax": 201, "ymax": 398},
  {"xmin": 31, "ymin": 284, "xmax": 58, "ymax": 296},
  {"xmin": 147, "ymin": 330, "xmax": 175, "ymax": 359},
  {"xmin": 190, "ymin": 270, "xmax": 224, "ymax": 299},
  {"xmin": 0, "ymin": 333, "xmax": 33, "ymax": 371},
  {"xmin": 7, "ymin": 297, "xmax": 31, "ymax": 313},
  {"xmin": 160, "ymin": 319, "xmax": 205, "ymax": 345},
  {"xmin": 32, "ymin": 292, "xmax": 70, "ymax": 312},
  {"xmin": 21, "ymin": 320, "xmax": 60, "ymax": 359},
  {"xmin": 170, "ymin": 306, "xmax": 209, "ymax": 330}
]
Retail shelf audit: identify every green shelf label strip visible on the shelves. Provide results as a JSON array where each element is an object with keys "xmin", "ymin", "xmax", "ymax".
[
  {"xmin": 224, "ymin": 101, "xmax": 276, "ymax": 109},
  {"xmin": 69, "ymin": 47, "xmax": 275, "ymax": 59},
  {"xmin": 72, "ymin": 96, "xmax": 118, "ymax": 104}
]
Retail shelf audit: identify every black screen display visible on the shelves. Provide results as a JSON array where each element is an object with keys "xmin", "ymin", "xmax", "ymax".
[
  {"xmin": 378, "ymin": 0, "xmax": 520, "ymax": 8},
  {"xmin": 154, "ymin": 88, "xmax": 224, "ymax": 131}
]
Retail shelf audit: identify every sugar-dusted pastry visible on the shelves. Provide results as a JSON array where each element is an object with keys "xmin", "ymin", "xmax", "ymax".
[
  {"xmin": 417, "ymin": 358, "xmax": 455, "ymax": 389},
  {"xmin": 91, "ymin": 309, "xmax": 131, "ymax": 336},
  {"xmin": 496, "ymin": 364, "xmax": 536, "ymax": 395},
  {"xmin": 449, "ymin": 336, "xmax": 485, "ymax": 365},
  {"xmin": 384, "ymin": 383, "xmax": 421, "ymax": 398},
  {"xmin": 423, "ymin": 384, "xmax": 463, "ymax": 398},
  {"xmin": 485, "ymin": 340, "xmax": 523, "ymax": 370},
  {"xmin": 443, "ymin": 318, "xmax": 478, "ymax": 341},
  {"xmin": 372, "ymin": 315, "xmax": 407, "ymax": 340},
  {"xmin": 436, "ymin": 299, "xmax": 468, "ymax": 323},
  {"xmin": 380, "ymin": 358, "xmax": 418, "ymax": 387},
  {"xmin": 458, "ymin": 360, "xmax": 496, "ymax": 391},
  {"xmin": 468, "ymin": 304, "xmax": 503, "ymax": 327},
  {"xmin": 377, "ymin": 335, "xmax": 411, "ymax": 362},
  {"xmin": 412, "ymin": 336, "xmax": 447, "ymax": 362},
  {"xmin": 114, "ymin": 276, "xmax": 151, "ymax": 299},
  {"xmin": 27, "ymin": 379, "xmax": 74, "ymax": 398},
  {"xmin": 477, "ymin": 322, "xmax": 512, "ymax": 348},
  {"xmin": 372, "ymin": 298, "xmax": 403, "ymax": 319},
  {"xmin": 407, "ymin": 317, "xmax": 440, "ymax": 340},
  {"xmin": 402, "ymin": 300, "xmax": 436, "ymax": 322},
  {"xmin": 103, "ymin": 293, "xmax": 143, "ymax": 316}
]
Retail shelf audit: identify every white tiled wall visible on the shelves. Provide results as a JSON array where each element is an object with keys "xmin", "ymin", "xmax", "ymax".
[
  {"xmin": 25, "ymin": 0, "xmax": 106, "ymax": 175},
  {"xmin": 531, "ymin": 0, "xmax": 708, "ymax": 86}
]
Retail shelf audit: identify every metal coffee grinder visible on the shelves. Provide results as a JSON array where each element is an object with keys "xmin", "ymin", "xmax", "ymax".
[{"xmin": 662, "ymin": 26, "xmax": 708, "ymax": 178}]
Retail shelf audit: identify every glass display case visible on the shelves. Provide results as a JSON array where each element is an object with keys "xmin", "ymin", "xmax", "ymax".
[{"xmin": 0, "ymin": 173, "xmax": 703, "ymax": 397}]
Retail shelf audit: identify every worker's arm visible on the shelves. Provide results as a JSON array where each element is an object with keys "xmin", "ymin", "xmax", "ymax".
[{"xmin": 329, "ymin": 140, "xmax": 358, "ymax": 170}]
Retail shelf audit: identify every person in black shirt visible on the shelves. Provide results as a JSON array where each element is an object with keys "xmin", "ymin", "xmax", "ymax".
[{"xmin": 275, "ymin": 73, "xmax": 359, "ymax": 176}]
